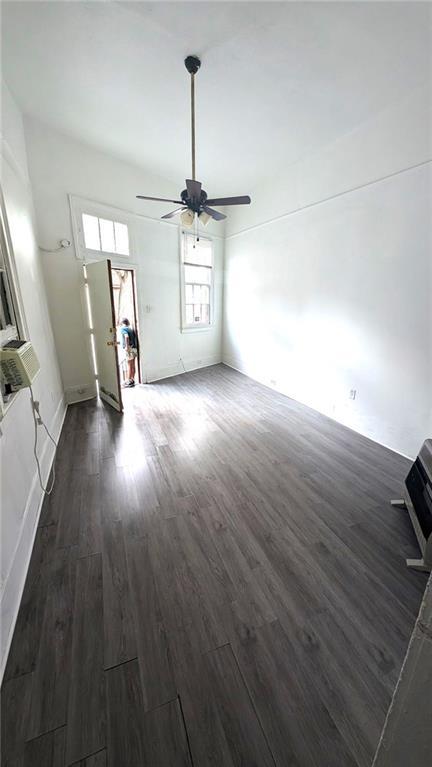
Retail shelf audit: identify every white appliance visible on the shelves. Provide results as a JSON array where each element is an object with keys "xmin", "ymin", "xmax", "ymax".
[{"xmin": 0, "ymin": 339, "xmax": 40, "ymax": 390}]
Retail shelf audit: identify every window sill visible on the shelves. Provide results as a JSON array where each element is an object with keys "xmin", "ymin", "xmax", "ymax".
[{"xmin": 181, "ymin": 325, "xmax": 214, "ymax": 334}]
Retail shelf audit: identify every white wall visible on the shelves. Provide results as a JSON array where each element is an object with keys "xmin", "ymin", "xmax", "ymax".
[
  {"xmin": 24, "ymin": 119, "xmax": 223, "ymax": 403},
  {"xmin": 224, "ymin": 87, "xmax": 432, "ymax": 458},
  {"xmin": 0, "ymin": 84, "xmax": 65, "ymax": 680}
]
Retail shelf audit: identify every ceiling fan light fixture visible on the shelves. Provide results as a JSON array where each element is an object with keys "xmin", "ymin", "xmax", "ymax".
[
  {"xmin": 198, "ymin": 210, "xmax": 211, "ymax": 226},
  {"xmin": 181, "ymin": 209, "xmax": 195, "ymax": 227}
]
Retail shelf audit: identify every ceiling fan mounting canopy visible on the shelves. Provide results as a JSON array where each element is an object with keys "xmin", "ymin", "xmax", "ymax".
[
  {"xmin": 136, "ymin": 55, "xmax": 251, "ymax": 225},
  {"xmin": 184, "ymin": 55, "xmax": 201, "ymax": 75}
]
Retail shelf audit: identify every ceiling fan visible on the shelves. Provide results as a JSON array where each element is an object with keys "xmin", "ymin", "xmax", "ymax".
[{"xmin": 136, "ymin": 55, "xmax": 251, "ymax": 226}]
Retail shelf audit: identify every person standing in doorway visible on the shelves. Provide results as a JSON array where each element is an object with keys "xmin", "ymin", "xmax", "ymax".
[{"xmin": 120, "ymin": 318, "xmax": 138, "ymax": 387}]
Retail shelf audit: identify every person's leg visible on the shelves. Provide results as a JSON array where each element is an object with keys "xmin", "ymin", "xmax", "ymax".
[{"xmin": 127, "ymin": 357, "xmax": 135, "ymax": 382}]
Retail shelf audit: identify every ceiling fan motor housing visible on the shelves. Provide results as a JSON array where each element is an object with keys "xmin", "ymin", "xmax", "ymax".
[{"xmin": 181, "ymin": 187, "xmax": 208, "ymax": 212}]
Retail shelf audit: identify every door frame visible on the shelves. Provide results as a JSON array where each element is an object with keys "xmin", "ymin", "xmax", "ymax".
[
  {"xmin": 107, "ymin": 261, "xmax": 124, "ymax": 408},
  {"xmin": 84, "ymin": 258, "xmax": 123, "ymax": 412}
]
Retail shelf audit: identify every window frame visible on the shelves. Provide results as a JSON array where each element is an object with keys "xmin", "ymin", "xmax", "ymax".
[
  {"xmin": 180, "ymin": 230, "xmax": 214, "ymax": 332},
  {"xmin": 0, "ymin": 187, "xmax": 27, "ymax": 416},
  {"xmin": 0, "ymin": 195, "xmax": 25, "ymax": 346},
  {"xmin": 81, "ymin": 213, "xmax": 130, "ymax": 258},
  {"xmin": 69, "ymin": 195, "xmax": 134, "ymax": 262}
]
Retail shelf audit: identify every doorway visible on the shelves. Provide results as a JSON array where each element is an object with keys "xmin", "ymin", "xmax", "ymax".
[{"xmin": 110, "ymin": 267, "xmax": 141, "ymax": 390}]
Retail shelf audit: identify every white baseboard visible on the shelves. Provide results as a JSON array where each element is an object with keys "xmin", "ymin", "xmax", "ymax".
[
  {"xmin": 222, "ymin": 354, "xmax": 412, "ymax": 460},
  {"xmin": 64, "ymin": 356, "xmax": 222, "ymax": 396},
  {"xmin": 146, "ymin": 355, "xmax": 222, "ymax": 383},
  {"xmin": 0, "ymin": 393, "xmax": 67, "ymax": 683},
  {"xmin": 65, "ymin": 383, "xmax": 97, "ymax": 404}
]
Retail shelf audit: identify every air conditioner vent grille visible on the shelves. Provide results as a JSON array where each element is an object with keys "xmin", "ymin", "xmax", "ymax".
[{"xmin": 0, "ymin": 341, "xmax": 40, "ymax": 390}]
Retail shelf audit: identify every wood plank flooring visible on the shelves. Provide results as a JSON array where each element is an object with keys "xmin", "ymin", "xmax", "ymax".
[{"xmin": 2, "ymin": 364, "xmax": 427, "ymax": 766}]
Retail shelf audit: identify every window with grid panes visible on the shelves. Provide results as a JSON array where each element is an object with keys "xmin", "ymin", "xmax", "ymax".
[
  {"xmin": 82, "ymin": 213, "xmax": 129, "ymax": 256},
  {"xmin": 181, "ymin": 232, "xmax": 213, "ymax": 329}
]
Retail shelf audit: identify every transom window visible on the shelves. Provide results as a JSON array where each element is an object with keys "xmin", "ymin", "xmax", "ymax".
[
  {"xmin": 82, "ymin": 213, "xmax": 129, "ymax": 256},
  {"xmin": 181, "ymin": 233, "xmax": 213, "ymax": 329}
]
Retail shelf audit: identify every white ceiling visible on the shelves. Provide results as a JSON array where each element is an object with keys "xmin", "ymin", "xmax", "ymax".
[{"xmin": 2, "ymin": 1, "xmax": 431, "ymax": 196}]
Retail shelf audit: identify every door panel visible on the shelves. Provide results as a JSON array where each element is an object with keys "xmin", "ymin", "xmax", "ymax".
[{"xmin": 86, "ymin": 259, "xmax": 123, "ymax": 412}]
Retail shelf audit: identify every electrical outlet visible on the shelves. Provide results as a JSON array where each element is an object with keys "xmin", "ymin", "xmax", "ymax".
[
  {"xmin": 349, "ymin": 389, "xmax": 357, "ymax": 400},
  {"xmin": 270, "ymin": 379, "xmax": 277, "ymax": 386}
]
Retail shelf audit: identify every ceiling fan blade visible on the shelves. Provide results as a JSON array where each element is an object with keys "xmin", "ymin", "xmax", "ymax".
[
  {"xmin": 205, "ymin": 195, "xmax": 251, "ymax": 206},
  {"xmin": 161, "ymin": 207, "xmax": 186, "ymax": 220},
  {"xmin": 186, "ymin": 179, "xmax": 202, "ymax": 200},
  {"xmin": 136, "ymin": 195, "xmax": 183, "ymax": 204},
  {"xmin": 202, "ymin": 206, "xmax": 227, "ymax": 221}
]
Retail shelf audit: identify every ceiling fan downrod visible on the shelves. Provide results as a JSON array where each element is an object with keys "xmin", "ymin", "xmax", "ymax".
[
  {"xmin": 184, "ymin": 55, "xmax": 201, "ymax": 182},
  {"xmin": 135, "ymin": 55, "xmax": 251, "ymax": 224}
]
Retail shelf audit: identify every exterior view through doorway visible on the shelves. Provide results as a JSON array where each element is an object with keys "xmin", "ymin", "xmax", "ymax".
[{"xmin": 111, "ymin": 267, "xmax": 141, "ymax": 391}]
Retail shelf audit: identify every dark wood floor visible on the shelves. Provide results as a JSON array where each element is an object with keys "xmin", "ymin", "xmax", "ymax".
[{"xmin": 2, "ymin": 364, "xmax": 427, "ymax": 766}]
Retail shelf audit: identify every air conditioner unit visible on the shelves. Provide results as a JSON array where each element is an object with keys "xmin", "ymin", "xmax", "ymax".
[
  {"xmin": 0, "ymin": 340, "xmax": 40, "ymax": 390},
  {"xmin": 392, "ymin": 439, "xmax": 432, "ymax": 572}
]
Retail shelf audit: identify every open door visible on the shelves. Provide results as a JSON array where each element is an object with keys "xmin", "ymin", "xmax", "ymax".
[{"xmin": 86, "ymin": 259, "xmax": 123, "ymax": 412}]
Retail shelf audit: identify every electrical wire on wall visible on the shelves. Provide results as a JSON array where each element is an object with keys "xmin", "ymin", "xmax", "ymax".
[
  {"xmin": 29, "ymin": 386, "xmax": 58, "ymax": 495},
  {"xmin": 38, "ymin": 239, "xmax": 71, "ymax": 254}
]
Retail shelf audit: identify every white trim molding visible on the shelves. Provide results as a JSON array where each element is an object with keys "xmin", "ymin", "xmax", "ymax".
[
  {"xmin": 69, "ymin": 194, "xmax": 136, "ymax": 263},
  {"xmin": 145, "ymin": 354, "xmax": 221, "ymax": 384},
  {"xmin": 64, "ymin": 382, "xmax": 97, "ymax": 405},
  {"xmin": 222, "ymin": 356, "xmax": 412, "ymax": 461},
  {"xmin": 226, "ymin": 159, "xmax": 432, "ymax": 240}
]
